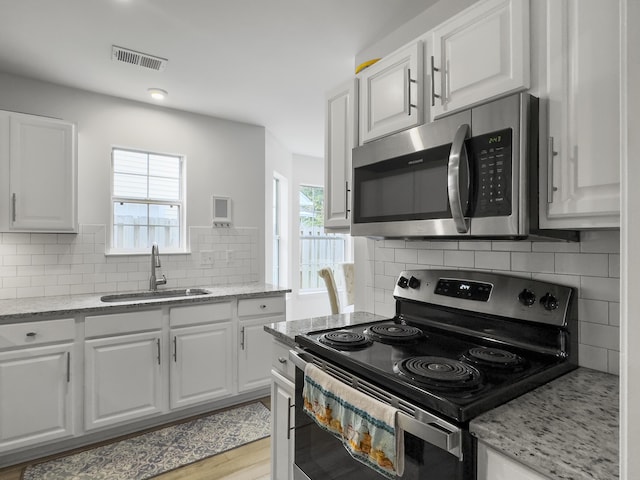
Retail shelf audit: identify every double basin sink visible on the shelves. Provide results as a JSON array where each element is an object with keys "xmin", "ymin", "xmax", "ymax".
[{"xmin": 100, "ymin": 288, "xmax": 211, "ymax": 303}]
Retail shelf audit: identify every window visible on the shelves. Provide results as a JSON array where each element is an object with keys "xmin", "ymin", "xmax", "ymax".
[
  {"xmin": 273, "ymin": 177, "xmax": 281, "ymax": 286},
  {"xmin": 111, "ymin": 148, "xmax": 184, "ymax": 253},
  {"xmin": 299, "ymin": 185, "xmax": 347, "ymax": 291}
]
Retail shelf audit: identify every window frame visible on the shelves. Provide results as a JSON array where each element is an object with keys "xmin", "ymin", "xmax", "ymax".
[{"xmin": 108, "ymin": 146, "xmax": 187, "ymax": 255}]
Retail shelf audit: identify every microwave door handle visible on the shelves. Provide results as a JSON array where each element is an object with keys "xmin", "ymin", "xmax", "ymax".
[{"xmin": 448, "ymin": 124, "xmax": 470, "ymax": 234}]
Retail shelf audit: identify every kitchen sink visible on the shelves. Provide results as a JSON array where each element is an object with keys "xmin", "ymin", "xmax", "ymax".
[{"xmin": 100, "ymin": 288, "xmax": 211, "ymax": 303}]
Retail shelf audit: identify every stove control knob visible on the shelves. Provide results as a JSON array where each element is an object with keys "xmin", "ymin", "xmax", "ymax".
[
  {"xmin": 408, "ymin": 276, "xmax": 421, "ymax": 289},
  {"xmin": 397, "ymin": 276, "xmax": 409, "ymax": 288},
  {"xmin": 518, "ymin": 288, "xmax": 536, "ymax": 306},
  {"xmin": 540, "ymin": 292, "xmax": 559, "ymax": 311}
]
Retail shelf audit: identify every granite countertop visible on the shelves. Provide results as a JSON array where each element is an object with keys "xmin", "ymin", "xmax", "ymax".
[
  {"xmin": 470, "ymin": 367, "xmax": 619, "ymax": 479},
  {"xmin": 0, "ymin": 283, "xmax": 290, "ymax": 322}
]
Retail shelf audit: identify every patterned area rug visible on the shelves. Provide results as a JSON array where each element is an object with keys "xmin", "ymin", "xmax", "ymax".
[{"xmin": 22, "ymin": 402, "xmax": 271, "ymax": 480}]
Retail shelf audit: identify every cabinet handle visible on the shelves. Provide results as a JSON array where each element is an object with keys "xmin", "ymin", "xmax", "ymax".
[
  {"xmin": 345, "ymin": 181, "xmax": 350, "ymax": 219},
  {"xmin": 278, "ymin": 357, "xmax": 287, "ymax": 364},
  {"xmin": 407, "ymin": 68, "xmax": 417, "ymax": 115},
  {"xmin": 25, "ymin": 331, "xmax": 37, "ymax": 338},
  {"xmin": 173, "ymin": 336, "xmax": 177, "ymax": 362},
  {"xmin": 547, "ymin": 136, "xmax": 559, "ymax": 203},
  {"xmin": 430, "ymin": 56, "xmax": 441, "ymax": 107},
  {"xmin": 66, "ymin": 351, "xmax": 71, "ymax": 383},
  {"xmin": 156, "ymin": 338, "xmax": 161, "ymax": 365},
  {"xmin": 11, "ymin": 193, "xmax": 16, "ymax": 223},
  {"xmin": 287, "ymin": 397, "xmax": 293, "ymax": 440},
  {"xmin": 240, "ymin": 327, "xmax": 245, "ymax": 350}
]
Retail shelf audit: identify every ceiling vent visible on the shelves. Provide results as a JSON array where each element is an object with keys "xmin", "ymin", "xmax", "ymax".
[{"xmin": 111, "ymin": 46, "xmax": 168, "ymax": 72}]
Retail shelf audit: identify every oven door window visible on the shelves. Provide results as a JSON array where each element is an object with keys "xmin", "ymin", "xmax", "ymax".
[
  {"xmin": 294, "ymin": 369, "xmax": 470, "ymax": 480},
  {"xmin": 352, "ymin": 143, "xmax": 459, "ymax": 224}
]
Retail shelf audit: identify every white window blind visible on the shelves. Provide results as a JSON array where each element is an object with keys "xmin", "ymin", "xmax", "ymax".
[{"xmin": 112, "ymin": 148, "xmax": 184, "ymax": 252}]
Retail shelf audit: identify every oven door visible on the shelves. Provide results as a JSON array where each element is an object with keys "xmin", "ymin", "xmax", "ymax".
[{"xmin": 290, "ymin": 349, "xmax": 476, "ymax": 480}]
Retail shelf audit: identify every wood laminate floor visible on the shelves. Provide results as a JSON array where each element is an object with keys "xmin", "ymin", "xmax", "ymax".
[{"xmin": 0, "ymin": 398, "xmax": 271, "ymax": 480}]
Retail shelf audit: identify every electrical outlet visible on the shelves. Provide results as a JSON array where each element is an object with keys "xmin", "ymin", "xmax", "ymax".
[{"xmin": 201, "ymin": 250, "xmax": 215, "ymax": 266}]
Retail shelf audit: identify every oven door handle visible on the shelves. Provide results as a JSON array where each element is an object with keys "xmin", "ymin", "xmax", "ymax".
[
  {"xmin": 447, "ymin": 123, "xmax": 470, "ymax": 234},
  {"xmin": 289, "ymin": 349, "xmax": 463, "ymax": 460}
]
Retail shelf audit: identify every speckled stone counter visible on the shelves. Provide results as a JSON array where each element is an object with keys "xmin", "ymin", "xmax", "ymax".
[
  {"xmin": 470, "ymin": 367, "xmax": 619, "ymax": 479},
  {"xmin": 0, "ymin": 283, "xmax": 290, "ymax": 322},
  {"xmin": 264, "ymin": 311, "xmax": 385, "ymax": 347}
]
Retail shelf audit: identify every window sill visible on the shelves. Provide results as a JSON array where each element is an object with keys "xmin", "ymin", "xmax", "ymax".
[{"xmin": 105, "ymin": 249, "xmax": 192, "ymax": 257}]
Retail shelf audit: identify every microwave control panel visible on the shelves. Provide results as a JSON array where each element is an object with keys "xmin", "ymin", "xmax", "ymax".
[{"xmin": 470, "ymin": 128, "xmax": 513, "ymax": 217}]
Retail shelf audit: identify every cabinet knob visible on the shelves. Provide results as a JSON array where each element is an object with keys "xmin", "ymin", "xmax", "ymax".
[
  {"xmin": 278, "ymin": 357, "xmax": 287, "ymax": 364},
  {"xmin": 259, "ymin": 304, "xmax": 267, "ymax": 309}
]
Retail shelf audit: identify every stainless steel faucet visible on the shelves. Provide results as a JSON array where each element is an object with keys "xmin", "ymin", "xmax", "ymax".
[{"xmin": 149, "ymin": 243, "xmax": 167, "ymax": 291}]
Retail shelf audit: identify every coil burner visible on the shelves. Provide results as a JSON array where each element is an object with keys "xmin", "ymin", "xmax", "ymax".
[
  {"xmin": 394, "ymin": 356, "xmax": 483, "ymax": 391},
  {"xmin": 363, "ymin": 323, "xmax": 424, "ymax": 344},
  {"xmin": 318, "ymin": 331, "xmax": 372, "ymax": 351},
  {"xmin": 461, "ymin": 347, "xmax": 527, "ymax": 371}
]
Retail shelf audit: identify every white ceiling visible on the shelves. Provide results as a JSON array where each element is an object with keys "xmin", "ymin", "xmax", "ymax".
[{"xmin": 0, "ymin": 0, "xmax": 437, "ymax": 157}]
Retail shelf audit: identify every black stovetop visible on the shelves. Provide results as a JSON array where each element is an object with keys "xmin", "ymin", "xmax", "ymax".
[{"xmin": 296, "ymin": 318, "xmax": 576, "ymax": 423}]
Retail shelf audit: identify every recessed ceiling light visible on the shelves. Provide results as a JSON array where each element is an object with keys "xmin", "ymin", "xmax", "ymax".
[{"xmin": 148, "ymin": 88, "xmax": 168, "ymax": 100}]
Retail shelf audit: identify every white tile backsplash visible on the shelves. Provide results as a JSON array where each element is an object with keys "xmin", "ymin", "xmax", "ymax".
[
  {"xmin": 360, "ymin": 230, "xmax": 621, "ymax": 375},
  {"xmin": 0, "ymin": 224, "xmax": 259, "ymax": 299}
]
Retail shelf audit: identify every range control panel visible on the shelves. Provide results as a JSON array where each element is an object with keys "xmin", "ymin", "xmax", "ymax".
[
  {"xmin": 434, "ymin": 279, "xmax": 492, "ymax": 302},
  {"xmin": 393, "ymin": 270, "xmax": 574, "ymax": 327}
]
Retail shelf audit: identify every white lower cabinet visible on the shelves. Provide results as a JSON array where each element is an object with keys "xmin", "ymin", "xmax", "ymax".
[
  {"xmin": 84, "ymin": 310, "xmax": 164, "ymax": 431},
  {"xmin": 270, "ymin": 339, "xmax": 295, "ymax": 480},
  {"xmin": 238, "ymin": 296, "xmax": 285, "ymax": 393},
  {"xmin": 476, "ymin": 441, "xmax": 549, "ymax": 480},
  {"xmin": 169, "ymin": 303, "xmax": 234, "ymax": 409},
  {"xmin": 0, "ymin": 342, "xmax": 74, "ymax": 451}
]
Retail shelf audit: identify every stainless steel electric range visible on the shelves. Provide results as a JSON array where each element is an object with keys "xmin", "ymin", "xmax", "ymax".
[{"xmin": 290, "ymin": 269, "xmax": 578, "ymax": 480}]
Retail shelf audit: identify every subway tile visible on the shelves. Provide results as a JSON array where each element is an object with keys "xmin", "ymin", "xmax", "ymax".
[
  {"xmin": 580, "ymin": 276, "xmax": 620, "ymax": 302},
  {"xmin": 16, "ymin": 244, "xmax": 44, "ymax": 255},
  {"xmin": 0, "ymin": 266, "xmax": 16, "ymax": 277},
  {"xmin": 608, "ymin": 350, "xmax": 620, "ymax": 375},
  {"xmin": 1, "ymin": 233, "xmax": 31, "ymax": 244},
  {"xmin": 17, "ymin": 265, "xmax": 45, "ymax": 276},
  {"xmin": 492, "ymin": 241, "xmax": 532, "ymax": 252},
  {"xmin": 531, "ymin": 273, "xmax": 580, "ymax": 289},
  {"xmin": 395, "ymin": 249, "xmax": 417, "ymax": 264},
  {"xmin": 44, "ymin": 244, "xmax": 71, "ymax": 255},
  {"xmin": 578, "ymin": 344, "xmax": 609, "ymax": 371},
  {"xmin": 609, "ymin": 254, "xmax": 620, "ymax": 278},
  {"xmin": 57, "ymin": 234, "xmax": 76, "ymax": 245},
  {"xmin": 474, "ymin": 251, "xmax": 510, "ymax": 271},
  {"xmin": 460, "ymin": 241, "xmax": 492, "ymax": 251},
  {"xmin": 44, "ymin": 285, "xmax": 70, "ymax": 296},
  {"xmin": 578, "ymin": 299, "xmax": 609, "ymax": 325},
  {"xmin": 384, "ymin": 263, "xmax": 405, "ymax": 277},
  {"xmin": 0, "ymin": 244, "xmax": 17, "ymax": 255},
  {"xmin": 4, "ymin": 255, "xmax": 32, "ymax": 266},
  {"xmin": 375, "ymin": 247, "xmax": 395, "ymax": 262},
  {"xmin": 70, "ymin": 284, "xmax": 95, "ymax": 295},
  {"xmin": 0, "ymin": 288, "xmax": 17, "ymax": 300},
  {"xmin": 17, "ymin": 286, "xmax": 45, "ymax": 298},
  {"xmin": 58, "ymin": 274, "xmax": 84, "ymax": 286},
  {"xmin": 31, "ymin": 254, "xmax": 59, "ymax": 266},
  {"xmin": 405, "ymin": 240, "xmax": 431, "ymax": 249},
  {"xmin": 555, "ymin": 253, "xmax": 609, "ymax": 277},
  {"xmin": 31, "ymin": 234, "xmax": 59, "ymax": 244},
  {"xmin": 417, "ymin": 249, "xmax": 444, "ymax": 266},
  {"xmin": 580, "ymin": 321, "xmax": 620, "ymax": 351},
  {"xmin": 430, "ymin": 241, "xmax": 459, "ymax": 250},
  {"xmin": 511, "ymin": 252, "xmax": 554, "ymax": 273},
  {"xmin": 444, "ymin": 250, "xmax": 474, "ymax": 268},
  {"xmin": 31, "ymin": 275, "xmax": 59, "ymax": 287},
  {"xmin": 609, "ymin": 302, "xmax": 620, "ymax": 326},
  {"xmin": 384, "ymin": 239, "xmax": 406, "ymax": 249},
  {"xmin": 532, "ymin": 241, "xmax": 580, "ymax": 253},
  {"xmin": 3, "ymin": 276, "xmax": 31, "ymax": 288},
  {"xmin": 45, "ymin": 264, "xmax": 71, "ymax": 275}
]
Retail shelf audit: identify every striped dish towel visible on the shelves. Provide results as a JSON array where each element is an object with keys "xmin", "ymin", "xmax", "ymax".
[{"xmin": 302, "ymin": 363, "xmax": 404, "ymax": 478}]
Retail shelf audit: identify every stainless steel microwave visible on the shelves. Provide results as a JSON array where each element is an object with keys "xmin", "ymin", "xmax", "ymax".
[{"xmin": 351, "ymin": 93, "xmax": 578, "ymax": 241}]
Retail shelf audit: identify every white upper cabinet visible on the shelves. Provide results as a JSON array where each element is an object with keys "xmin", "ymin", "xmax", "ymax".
[
  {"xmin": 536, "ymin": 0, "xmax": 620, "ymax": 228},
  {"xmin": 358, "ymin": 41, "xmax": 423, "ymax": 144},
  {"xmin": 324, "ymin": 79, "xmax": 357, "ymax": 230},
  {"xmin": 430, "ymin": 0, "xmax": 530, "ymax": 119},
  {"xmin": 0, "ymin": 110, "xmax": 77, "ymax": 233}
]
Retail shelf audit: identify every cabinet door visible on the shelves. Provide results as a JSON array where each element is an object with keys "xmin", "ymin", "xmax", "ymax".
[
  {"xmin": 270, "ymin": 369, "xmax": 294, "ymax": 480},
  {"xmin": 431, "ymin": 0, "xmax": 530, "ymax": 119},
  {"xmin": 85, "ymin": 331, "xmax": 163, "ymax": 430},
  {"xmin": 325, "ymin": 79, "xmax": 357, "ymax": 230},
  {"xmin": 7, "ymin": 112, "xmax": 77, "ymax": 232},
  {"xmin": 0, "ymin": 343, "xmax": 73, "ymax": 451},
  {"xmin": 359, "ymin": 41, "xmax": 423, "ymax": 143},
  {"xmin": 539, "ymin": 0, "xmax": 620, "ymax": 228},
  {"xmin": 170, "ymin": 322, "xmax": 234, "ymax": 409},
  {"xmin": 238, "ymin": 316, "xmax": 281, "ymax": 392},
  {"xmin": 477, "ymin": 441, "xmax": 550, "ymax": 480}
]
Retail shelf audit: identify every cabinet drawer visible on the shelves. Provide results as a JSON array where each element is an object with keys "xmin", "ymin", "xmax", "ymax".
[
  {"xmin": 238, "ymin": 296, "xmax": 285, "ymax": 317},
  {"xmin": 85, "ymin": 310, "xmax": 162, "ymax": 337},
  {"xmin": 271, "ymin": 339, "xmax": 295, "ymax": 380},
  {"xmin": 0, "ymin": 318, "xmax": 75, "ymax": 349},
  {"xmin": 170, "ymin": 302, "xmax": 232, "ymax": 328}
]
